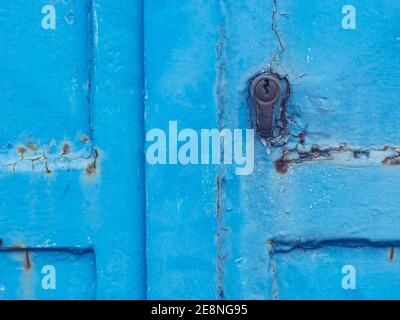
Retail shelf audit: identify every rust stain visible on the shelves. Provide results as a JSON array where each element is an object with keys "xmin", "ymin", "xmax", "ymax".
[
  {"xmin": 61, "ymin": 142, "xmax": 71, "ymax": 155},
  {"xmin": 275, "ymin": 155, "xmax": 290, "ymax": 175},
  {"xmin": 266, "ymin": 71, "xmax": 291, "ymax": 142},
  {"xmin": 86, "ymin": 161, "xmax": 97, "ymax": 176},
  {"xmin": 273, "ymin": 144, "xmax": 400, "ymax": 172},
  {"xmin": 24, "ymin": 250, "xmax": 31, "ymax": 270},
  {"xmin": 389, "ymin": 246, "xmax": 395, "ymax": 261},
  {"xmin": 17, "ymin": 147, "xmax": 27, "ymax": 159},
  {"xmin": 0, "ymin": 139, "xmax": 97, "ymax": 175},
  {"xmin": 86, "ymin": 149, "xmax": 99, "ymax": 176},
  {"xmin": 81, "ymin": 135, "xmax": 89, "ymax": 144},
  {"xmin": 1, "ymin": 244, "xmax": 32, "ymax": 270},
  {"xmin": 299, "ymin": 132, "xmax": 305, "ymax": 145},
  {"xmin": 382, "ymin": 157, "xmax": 400, "ymax": 166}
]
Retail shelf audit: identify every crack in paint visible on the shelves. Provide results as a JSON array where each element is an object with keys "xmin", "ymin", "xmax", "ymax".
[
  {"xmin": 268, "ymin": 238, "xmax": 400, "ymax": 254},
  {"xmin": 267, "ymin": 240, "xmax": 279, "ymax": 300},
  {"xmin": 215, "ymin": 0, "xmax": 228, "ymax": 300},
  {"xmin": 0, "ymin": 139, "xmax": 96, "ymax": 174},
  {"xmin": 270, "ymin": 0, "xmax": 285, "ymax": 69},
  {"xmin": 87, "ymin": 1, "xmax": 96, "ymax": 157},
  {"xmin": 264, "ymin": 1, "xmax": 400, "ymax": 174},
  {"xmin": 216, "ymin": 175, "xmax": 227, "ymax": 300}
]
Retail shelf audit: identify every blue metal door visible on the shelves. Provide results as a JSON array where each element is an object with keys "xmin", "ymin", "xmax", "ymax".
[
  {"xmin": 145, "ymin": 0, "xmax": 400, "ymax": 299},
  {"xmin": 1, "ymin": 0, "xmax": 399, "ymax": 300},
  {"xmin": 0, "ymin": 0, "xmax": 145, "ymax": 299}
]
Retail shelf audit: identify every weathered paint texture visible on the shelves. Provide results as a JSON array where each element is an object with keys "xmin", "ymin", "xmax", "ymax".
[
  {"xmin": 0, "ymin": 0, "xmax": 145, "ymax": 299},
  {"xmin": 145, "ymin": 0, "xmax": 400, "ymax": 300},
  {"xmin": 1, "ymin": 0, "xmax": 399, "ymax": 299}
]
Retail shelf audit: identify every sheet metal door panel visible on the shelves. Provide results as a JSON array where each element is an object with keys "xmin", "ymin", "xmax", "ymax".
[
  {"xmin": 145, "ymin": 1, "xmax": 221, "ymax": 299},
  {"xmin": 145, "ymin": 0, "xmax": 400, "ymax": 299},
  {"xmin": 0, "ymin": 0, "xmax": 145, "ymax": 299}
]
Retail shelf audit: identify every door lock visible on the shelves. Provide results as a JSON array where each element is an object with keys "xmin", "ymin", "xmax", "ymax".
[{"xmin": 251, "ymin": 73, "xmax": 281, "ymax": 139}]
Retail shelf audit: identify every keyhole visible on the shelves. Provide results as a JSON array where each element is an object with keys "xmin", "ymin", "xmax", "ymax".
[{"xmin": 263, "ymin": 79, "xmax": 270, "ymax": 95}]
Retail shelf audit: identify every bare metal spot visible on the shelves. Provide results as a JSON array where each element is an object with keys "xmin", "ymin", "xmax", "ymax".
[{"xmin": 24, "ymin": 250, "xmax": 31, "ymax": 270}]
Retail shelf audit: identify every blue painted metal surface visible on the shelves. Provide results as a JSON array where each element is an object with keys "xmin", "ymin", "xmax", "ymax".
[
  {"xmin": 0, "ymin": 0, "xmax": 145, "ymax": 299},
  {"xmin": 145, "ymin": 0, "xmax": 400, "ymax": 300},
  {"xmin": 145, "ymin": 1, "xmax": 221, "ymax": 299},
  {"xmin": 0, "ymin": 249, "xmax": 96, "ymax": 299},
  {"xmin": 1, "ymin": 0, "xmax": 399, "ymax": 300}
]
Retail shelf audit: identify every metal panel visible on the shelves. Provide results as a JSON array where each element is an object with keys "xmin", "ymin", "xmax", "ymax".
[
  {"xmin": 1, "ymin": 0, "xmax": 398, "ymax": 300},
  {"xmin": 0, "ymin": 248, "xmax": 95, "ymax": 300},
  {"xmin": 223, "ymin": 0, "xmax": 400, "ymax": 300},
  {"xmin": 273, "ymin": 242, "xmax": 400, "ymax": 300},
  {"xmin": 145, "ymin": 0, "xmax": 400, "ymax": 300},
  {"xmin": 0, "ymin": 0, "xmax": 145, "ymax": 299},
  {"xmin": 144, "ymin": 0, "xmax": 222, "ymax": 299}
]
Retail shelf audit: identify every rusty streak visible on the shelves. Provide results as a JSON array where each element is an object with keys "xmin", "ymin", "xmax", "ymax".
[
  {"xmin": 24, "ymin": 250, "xmax": 31, "ymax": 270},
  {"xmin": 85, "ymin": 149, "xmax": 99, "ymax": 176},
  {"xmin": 274, "ymin": 144, "xmax": 400, "ymax": 174},
  {"xmin": 382, "ymin": 156, "xmax": 400, "ymax": 166},
  {"xmin": 389, "ymin": 246, "xmax": 395, "ymax": 261}
]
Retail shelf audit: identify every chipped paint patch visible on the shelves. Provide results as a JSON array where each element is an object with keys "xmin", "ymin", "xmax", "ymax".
[
  {"xmin": 0, "ymin": 139, "xmax": 97, "ymax": 174},
  {"xmin": 270, "ymin": 144, "xmax": 400, "ymax": 174}
]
